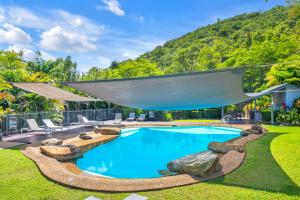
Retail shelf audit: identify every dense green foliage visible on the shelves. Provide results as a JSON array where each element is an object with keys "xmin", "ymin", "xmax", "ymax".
[
  {"xmin": 81, "ymin": 59, "xmax": 163, "ymax": 80},
  {"xmin": 81, "ymin": 4, "xmax": 300, "ymax": 119},
  {"xmin": 83, "ymin": 4, "xmax": 300, "ymax": 93},
  {"xmin": 0, "ymin": 126, "xmax": 299, "ymax": 199},
  {"xmin": 0, "ymin": 51, "xmax": 78, "ymax": 114},
  {"xmin": 0, "ymin": 3, "xmax": 299, "ymax": 116}
]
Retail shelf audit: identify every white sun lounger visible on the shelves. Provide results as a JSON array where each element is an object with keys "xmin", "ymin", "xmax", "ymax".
[
  {"xmin": 126, "ymin": 112, "xmax": 135, "ymax": 121},
  {"xmin": 149, "ymin": 111, "xmax": 155, "ymax": 120},
  {"xmin": 42, "ymin": 119, "xmax": 67, "ymax": 133},
  {"xmin": 26, "ymin": 119, "xmax": 49, "ymax": 133},
  {"xmin": 136, "ymin": 114, "xmax": 146, "ymax": 121},
  {"xmin": 77, "ymin": 114, "xmax": 104, "ymax": 126},
  {"xmin": 113, "ymin": 113, "xmax": 122, "ymax": 124}
]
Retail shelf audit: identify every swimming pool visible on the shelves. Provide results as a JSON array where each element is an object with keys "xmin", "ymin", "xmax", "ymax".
[{"xmin": 76, "ymin": 126, "xmax": 241, "ymax": 179}]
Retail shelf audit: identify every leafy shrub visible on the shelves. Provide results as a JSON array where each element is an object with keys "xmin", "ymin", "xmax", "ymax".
[
  {"xmin": 277, "ymin": 108, "xmax": 300, "ymax": 125},
  {"xmin": 261, "ymin": 109, "xmax": 279, "ymax": 122},
  {"xmin": 293, "ymin": 97, "xmax": 300, "ymax": 111},
  {"xmin": 203, "ymin": 109, "xmax": 221, "ymax": 119},
  {"xmin": 163, "ymin": 112, "xmax": 173, "ymax": 121}
]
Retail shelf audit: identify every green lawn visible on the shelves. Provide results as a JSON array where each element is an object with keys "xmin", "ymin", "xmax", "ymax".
[
  {"xmin": 0, "ymin": 125, "xmax": 299, "ymax": 200},
  {"xmin": 173, "ymin": 119, "xmax": 221, "ymax": 123}
]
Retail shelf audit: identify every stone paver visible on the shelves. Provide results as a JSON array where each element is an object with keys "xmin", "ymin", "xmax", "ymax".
[
  {"xmin": 124, "ymin": 193, "xmax": 148, "ymax": 200},
  {"xmin": 0, "ymin": 141, "xmax": 24, "ymax": 149},
  {"xmin": 84, "ymin": 196, "xmax": 101, "ymax": 200}
]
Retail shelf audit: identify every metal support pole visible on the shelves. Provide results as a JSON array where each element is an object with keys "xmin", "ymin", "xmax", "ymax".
[
  {"xmin": 254, "ymin": 98, "xmax": 257, "ymax": 123},
  {"xmin": 221, "ymin": 106, "xmax": 224, "ymax": 119},
  {"xmin": 271, "ymin": 94, "xmax": 274, "ymax": 125}
]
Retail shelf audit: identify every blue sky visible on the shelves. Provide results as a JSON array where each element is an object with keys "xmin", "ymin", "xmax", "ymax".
[{"xmin": 0, "ymin": 0, "xmax": 286, "ymax": 72}]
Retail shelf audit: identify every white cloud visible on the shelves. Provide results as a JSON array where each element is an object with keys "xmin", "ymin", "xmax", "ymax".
[
  {"xmin": 1, "ymin": 6, "xmax": 104, "ymax": 53},
  {"xmin": 100, "ymin": 0, "xmax": 125, "ymax": 16},
  {"xmin": 40, "ymin": 51, "xmax": 55, "ymax": 60},
  {"xmin": 54, "ymin": 10, "xmax": 104, "ymax": 36},
  {"xmin": 93, "ymin": 36, "xmax": 164, "ymax": 64},
  {"xmin": 0, "ymin": 8, "xmax": 4, "ymax": 22},
  {"xmin": 7, "ymin": 45, "xmax": 54, "ymax": 61},
  {"xmin": 7, "ymin": 44, "xmax": 35, "ymax": 60},
  {"xmin": 5, "ymin": 7, "xmax": 51, "ymax": 29},
  {"xmin": 97, "ymin": 56, "xmax": 112, "ymax": 67},
  {"xmin": 40, "ymin": 26, "xmax": 97, "ymax": 52},
  {"xmin": 0, "ymin": 23, "xmax": 31, "ymax": 45},
  {"xmin": 2, "ymin": 7, "xmax": 105, "ymax": 35},
  {"xmin": 130, "ymin": 14, "xmax": 144, "ymax": 23}
]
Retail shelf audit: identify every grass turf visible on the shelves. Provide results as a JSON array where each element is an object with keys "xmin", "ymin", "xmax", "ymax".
[{"xmin": 0, "ymin": 125, "xmax": 299, "ymax": 200}]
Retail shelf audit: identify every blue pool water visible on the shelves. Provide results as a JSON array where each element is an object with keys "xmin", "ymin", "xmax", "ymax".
[{"xmin": 76, "ymin": 126, "xmax": 241, "ymax": 179}]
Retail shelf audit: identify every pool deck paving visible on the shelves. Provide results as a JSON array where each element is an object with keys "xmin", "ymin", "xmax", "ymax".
[
  {"xmin": 63, "ymin": 132, "xmax": 118, "ymax": 152},
  {"xmin": 20, "ymin": 123, "xmax": 264, "ymax": 192},
  {"xmin": 0, "ymin": 141, "xmax": 25, "ymax": 149}
]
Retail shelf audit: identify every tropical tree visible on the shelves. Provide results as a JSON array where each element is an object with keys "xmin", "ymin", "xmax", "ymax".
[
  {"xmin": 266, "ymin": 58, "xmax": 300, "ymax": 86},
  {"xmin": 0, "ymin": 50, "xmax": 27, "ymax": 70}
]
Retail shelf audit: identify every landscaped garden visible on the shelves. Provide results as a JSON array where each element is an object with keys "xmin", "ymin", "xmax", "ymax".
[
  {"xmin": 0, "ymin": 1, "xmax": 299, "ymax": 199},
  {"xmin": 1, "ymin": 125, "xmax": 299, "ymax": 200}
]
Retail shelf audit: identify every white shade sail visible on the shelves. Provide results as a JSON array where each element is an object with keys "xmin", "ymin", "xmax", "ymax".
[
  {"xmin": 65, "ymin": 69, "xmax": 253, "ymax": 110},
  {"xmin": 12, "ymin": 83, "xmax": 95, "ymax": 102}
]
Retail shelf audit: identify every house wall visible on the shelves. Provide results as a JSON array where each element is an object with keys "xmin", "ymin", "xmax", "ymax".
[
  {"xmin": 286, "ymin": 85, "xmax": 300, "ymax": 108},
  {"xmin": 273, "ymin": 89, "xmax": 286, "ymax": 110}
]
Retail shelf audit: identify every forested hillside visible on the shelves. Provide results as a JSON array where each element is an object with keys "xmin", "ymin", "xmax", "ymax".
[
  {"xmin": 83, "ymin": 4, "xmax": 300, "ymax": 93},
  {"xmin": 0, "ymin": 3, "xmax": 299, "ymax": 116}
]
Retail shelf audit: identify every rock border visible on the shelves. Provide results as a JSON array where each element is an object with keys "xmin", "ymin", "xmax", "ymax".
[{"xmin": 21, "ymin": 124, "xmax": 264, "ymax": 192}]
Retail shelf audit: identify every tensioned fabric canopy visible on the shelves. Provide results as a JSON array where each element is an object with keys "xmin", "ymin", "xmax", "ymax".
[
  {"xmin": 65, "ymin": 69, "xmax": 254, "ymax": 110},
  {"xmin": 12, "ymin": 83, "xmax": 95, "ymax": 102}
]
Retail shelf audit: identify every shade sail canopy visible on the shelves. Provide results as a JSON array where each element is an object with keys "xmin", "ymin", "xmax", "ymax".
[
  {"xmin": 65, "ymin": 69, "xmax": 253, "ymax": 110},
  {"xmin": 12, "ymin": 83, "xmax": 95, "ymax": 102}
]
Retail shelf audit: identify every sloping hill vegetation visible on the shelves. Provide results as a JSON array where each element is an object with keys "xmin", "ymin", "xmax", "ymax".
[
  {"xmin": 0, "ymin": 3, "xmax": 299, "ymax": 116},
  {"xmin": 83, "ymin": 4, "xmax": 300, "ymax": 93}
]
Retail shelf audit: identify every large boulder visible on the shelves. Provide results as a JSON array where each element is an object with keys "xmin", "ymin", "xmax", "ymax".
[
  {"xmin": 208, "ymin": 142, "xmax": 244, "ymax": 153},
  {"xmin": 100, "ymin": 127, "xmax": 121, "ymax": 135},
  {"xmin": 79, "ymin": 133, "xmax": 93, "ymax": 140},
  {"xmin": 251, "ymin": 124, "xmax": 267, "ymax": 134},
  {"xmin": 240, "ymin": 129, "xmax": 260, "ymax": 136},
  {"xmin": 167, "ymin": 151, "xmax": 222, "ymax": 177},
  {"xmin": 41, "ymin": 138, "xmax": 63, "ymax": 146},
  {"xmin": 158, "ymin": 169, "xmax": 174, "ymax": 176},
  {"xmin": 40, "ymin": 144, "xmax": 83, "ymax": 161}
]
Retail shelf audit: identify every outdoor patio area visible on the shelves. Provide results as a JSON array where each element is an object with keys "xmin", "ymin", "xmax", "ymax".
[{"xmin": 1, "ymin": 119, "xmax": 254, "ymax": 146}]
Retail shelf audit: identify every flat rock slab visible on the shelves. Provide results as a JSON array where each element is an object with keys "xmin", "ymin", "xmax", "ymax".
[
  {"xmin": 208, "ymin": 142, "xmax": 244, "ymax": 153},
  {"xmin": 167, "ymin": 151, "xmax": 221, "ymax": 177},
  {"xmin": 40, "ymin": 144, "xmax": 83, "ymax": 161},
  {"xmin": 100, "ymin": 127, "xmax": 121, "ymax": 135},
  {"xmin": 41, "ymin": 138, "xmax": 63, "ymax": 146}
]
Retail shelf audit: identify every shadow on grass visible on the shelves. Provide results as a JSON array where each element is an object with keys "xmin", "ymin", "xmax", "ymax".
[{"xmin": 208, "ymin": 133, "xmax": 300, "ymax": 196}]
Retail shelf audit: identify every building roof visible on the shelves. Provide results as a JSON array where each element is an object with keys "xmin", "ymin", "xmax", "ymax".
[
  {"xmin": 12, "ymin": 82, "xmax": 95, "ymax": 102},
  {"xmin": 246, "ymin": 83, "xmax": 292, "ymax": 98}
]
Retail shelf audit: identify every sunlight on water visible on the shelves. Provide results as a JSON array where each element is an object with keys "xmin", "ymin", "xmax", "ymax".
[{"xmin": 76, "ymin": 126, "xmax": 240, "ymax": 179}]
